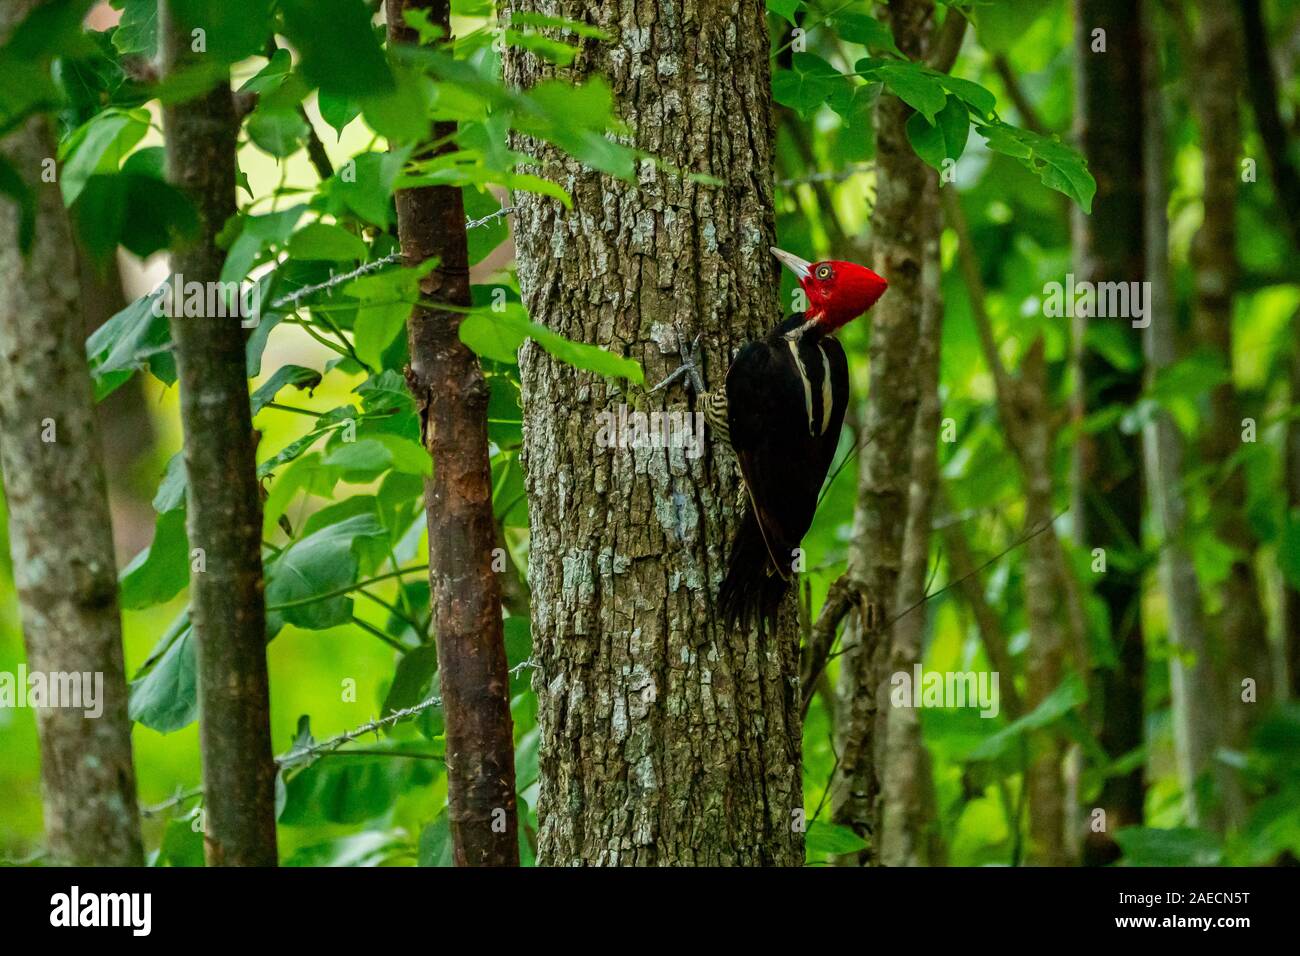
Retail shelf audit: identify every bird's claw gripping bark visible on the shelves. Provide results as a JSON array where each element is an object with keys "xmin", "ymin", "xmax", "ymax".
[{"xmin": 651, "ymin": 331, "xmax": 707, "ymax": 394}]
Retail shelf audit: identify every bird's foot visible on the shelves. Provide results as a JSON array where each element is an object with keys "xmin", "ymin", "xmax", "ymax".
[{"xmin": 651, "ymin": 330, "xmax": 707, "ymax": 394}]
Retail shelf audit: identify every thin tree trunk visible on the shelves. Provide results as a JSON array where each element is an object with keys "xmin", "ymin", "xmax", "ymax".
[
  {"xmin": 945, "ymin": 190, "xmax": 1073, "ymax": 864},
  {"xmin": 386, "ymin": 0, "xmax": 518, "ymax": 867},
  {"xmin": 1289, "ymin": 309, "xmax": 1300, "ymax": 698},
  {"xmin": 0, "ymin": 0, "xmax": 142, "ymax": 867},
  {"xmin": 505, "ymin": 0, "xmax": 803, "ymax": 865},
  {"xmin": 1071, "ymin": 0, "xmax": 1147, "ymax": 865},
  {"xmin": 1139, "ymin": 2, "xmax": 1224, "ymax": 833},
  {"xmin": 1189, "ymin": 0, "xmax": 1270, "ymax": 827},
  {"xmin": 879, "ymin": 186, "xmax": 945, "ymax": 866},
  {"xmin": 832, "ymin": 0, "xmax": 936, "ymax": 865},
  {"xmin": 160, "ymin": 0, "xmax": 277, "ymax": 866}
]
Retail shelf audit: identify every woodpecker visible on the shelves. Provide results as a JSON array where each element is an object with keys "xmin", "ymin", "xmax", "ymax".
[{"xmin": 655, "ymin": 246, "xmax": 887, "ymax": 628}]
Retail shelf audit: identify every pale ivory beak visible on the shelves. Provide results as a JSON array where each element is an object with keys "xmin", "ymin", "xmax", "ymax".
[{"xmin": 770, "ymin": 246, "xmax": 812, "ymax": 281}]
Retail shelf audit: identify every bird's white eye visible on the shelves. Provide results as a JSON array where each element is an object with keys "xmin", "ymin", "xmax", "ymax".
[{"xmin": 816, "ymin": 264, "xmax": 832, "ymax": 280}]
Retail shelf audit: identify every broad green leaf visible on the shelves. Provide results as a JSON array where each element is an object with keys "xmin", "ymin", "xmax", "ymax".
[
  {"xmin": 278, "ymin": 0, "xmax": 394, "ymax": 98},
  {"xmin": 287, "ymin": 222, "xmax": 369, "ymax": 262},
  {"xmin": 169, "ymin": 0, "xmax": 273, "ymax": 64},
  {"xmin": 219, "ymin": 205, "xmax": 306, "ymax": 286},
  {"xmin": 806, "ymin": 820, "xmax": 868, "ymax": 855},
  {"xmin": 247, "ymin": 106, "xmax": 309, "ymax": 158},
  {"xmin": 58, "ymin": 107, "xmax": 149, "ymax": 205},
  {"xmin": 346, "ymin": 258, "xmax": 438, "ymax": 370},
  {"xmin": 766, "ymin": 0, "xmax": 802, "ymax": 26},
  {"xmin": 1114, "ymin": 827, "xmax": 1223, "ymax": 867},
  {"xmin": 264, "ymin": 513, "xmax": 390, "ymax": 629},
  {"xmin": 152, "ymin": 451, "xmax": 188, "ymax": 514},
  {"xmin": 109, "ymin": 0, "xmax": 157, "ymax": 57},
  {"xmin": 318, "ymin": 92, "xmax": 362, "ymax": 138},
  {"xmin": 975, "ymin": 121, "xmax": 1096, "ymax": 212},
  {"xmin": 905, "ymin": 94, "xmax": 969, "ymax": 169},
  {"xmin": 418, "ymin": 814, "xmax": 454, "ymax": 866},
  {"xmin": 967, "ymin": 672, "xmax": 1088, "ymax": 760},
  {"xmin": 252, "ymin": 364, "xmax": 323, "ymax": 416},
  {"xmin": 459, "ymin": 303, "xmax": 645, "ymax": 383},
  {"xmin": 874, "ymin": 60, "xmax": 948, "ymax": 123},
  {"xmin": 128, "ymin": 620, "xmax": 197, "ymax": 733},
  {"xmin": 86, "ymin": 290, "xmax": 176, "ymax": 399},
  {"xmin": 773, "ymin": 53, "xmax": 852, "ymax": 117},
  {"xmin": 382, "ymin": 645, "xmax": 439, "ymax": 726},
  {"xmin": 119, "ymin": 508, "xmax": 189, "ymax": 610},
  {"xmin": 833, "ymin": 12, "xmax": 902, "ymax": 57}
]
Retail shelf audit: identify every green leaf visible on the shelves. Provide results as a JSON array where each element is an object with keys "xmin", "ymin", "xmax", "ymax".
[
  {"xmin": 874, "ymin": 60, "xmax": 948, "ymax": 123},
  {"xmin": 247, "ymin": 106, "xmax": 309, "ymax": 158},
  {"xmin": 110, "ymin": 0, "xmax": 157, "ymax": 57},
  {"xmin": 508, "ymin": 11, "xmax": 610, "ymax": 40},
  {"xmin": 418, "ymin": 814, "xmax": 454, "ymax": 866},
  {"xmin": 326, "ymin": 150, "xmax": 407, "ymax": 227},
  {"xmin": 345, "ymin": 258, "xmax": 438, "ymax": 370},
  {"xmin": 766, "ymin": 0, "xmax": 802, "ymax": 26},
  {"xmin": 280, "ymin": 750, "xmax": 430, "ymax": 825},
  {"xmin": 459, "ymin": 302, "xmax": 645, "ymax": 384},
  {"xmin": 975, "ymin": 120, "xmax": 1097, "ymax": 212},
  {"xmin": 119, "ymin": 508, "xmax": 189, "ymax": 610},
  {"xmin": 833, "ymin": 12, "xmax": 902, "ymax": 57},
  {"xmin": 265, "ymin": 513, "xmax": 390, "ymax": 629},
  {"xmin": 967, "ymin": 672, "xmax": 1088, "ymax": 760},
  {"xmin": 128, "ymin": 619, "xmax": 198, "ymax": 733},
  {"xmin": 773, "ymin": 53, "xmax": 852, "ymax": 117},
  {"xmin": 219, "ymin": 205, "xmax": 306, "ymax": 286},
  {"xmin": 318, "ymin": 92, "xmax": 362, "ymax": 138},
  {"xmin": 905, "ymin": 94, "xmax": 969, "ymax": 169},
  {"xmin": 1114, "ymin": 827, "xmax": 1223, "ymax": 867},
  {"xmin": 252, "ymin": 364, "xmax": 323, "ymax": 416},
  {"xmin": 287, "ymin": 222, "xmax": 369, "ymax": 262},
  {"xmin": 382, "ymin": 645, "xmax": 439, "ymax": 727},
  {"xmin": 806, "ymin": 820, "xmax": 868, "ymax": 855},
  {"xmin": 86, "ymin": 290, "xmax": 176, "ymax": 399},
  {"xmin": 937, "ymin": 74, "xmax": 997, "ymax": 120},
  {"xmin": 152, "ymin": 451, "xmax": 188, "ymax": 514},
  {"xmin": 169, "ymin": 0, "xmax": 273, "ymax": 64},
  {"xmin": 360, "ymin": 66, "xmax": 436, "ymax": 144},
  {"xmin": 58, "ymin": 107, "xmax": 150, "ymax": 205},
  {"xmin": 237, "ymin": 47, "xmax": 293, "ymax": 95},
  {"xmin": 279, "ymin": 0, "xmax": 394, "ymax": 98}
]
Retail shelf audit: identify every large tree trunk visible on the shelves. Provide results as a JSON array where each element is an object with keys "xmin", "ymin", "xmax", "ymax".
[
  {"xmin": 387, "ymin": 0, "xmax": 518, "ymax": 867},
  {"xmin": 0, "ymin": 0, "xmax": 143, "ymax": 867},
  {"xmin": 504, "ymin": 0, "xmax": 802, "ymax": 866},
  {"xmin": 831, "ymin": 0, "xmax": 937, "ymax": 865},
  {"xmin": 1140, "ymin": 2, "xmax": 1224, "ymax": 833},
  {"xmin": 160, "ymin": 0, "xmax": 278, "ymax": 866},
  {"xmin": 1071, "ymin": 0, "xmax": 1147, "ymax": 865},
  {"xmin": 1189, "ymin": 0, "xmax": 1270, "ymax": 827}
]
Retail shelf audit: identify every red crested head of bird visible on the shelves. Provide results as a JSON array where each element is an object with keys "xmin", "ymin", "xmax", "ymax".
[{"xmin": 770, "ymin": 246, "xmax": 888, "ymax": 332}]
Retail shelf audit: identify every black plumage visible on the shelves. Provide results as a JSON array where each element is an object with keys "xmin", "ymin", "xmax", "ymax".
[{"xmin": 716, "ymin": 313, "xmax": 849, "ymax": 628}]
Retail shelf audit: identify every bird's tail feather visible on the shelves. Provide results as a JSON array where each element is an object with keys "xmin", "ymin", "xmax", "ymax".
[{"xmin": 720, "ymin": 506, "xmax": 790, "ymax": 630}]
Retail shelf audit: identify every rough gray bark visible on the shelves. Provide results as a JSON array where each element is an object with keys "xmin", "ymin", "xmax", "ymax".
[
  {"xmin": 0, "ymin": 2, "xmax": 143, "ymax": 865},
  {"xmin": 1139, "ymin": 3, "xmax": 1223, "ymax": 833},
  {"xmin": 387, "ymin": 0, "xmax": 518, "ymax": 867},
  {"xmin": 1189, "ymin": 0, "xmax": 1270, "ymax": 827},
  {"xmin": 160, "ymin": 0, "xmax": 278, "ymax": 866},
  {"xmin": 831, "ymin": 0, "xmax": 936, "ymax": 865},
  {"xmin": 1071, "ymin": 0, "xmax": 1147, "ymax": 865},
  {"xmin": 504, "ymin": 0, "xmax": 802, "ymax": 865}
]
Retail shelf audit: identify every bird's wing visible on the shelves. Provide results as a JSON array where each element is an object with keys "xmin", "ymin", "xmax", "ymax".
[{"xmin": 725, "ymin": 340, "xmax": 825, "ymax": 580}]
